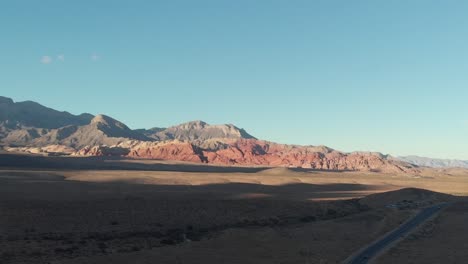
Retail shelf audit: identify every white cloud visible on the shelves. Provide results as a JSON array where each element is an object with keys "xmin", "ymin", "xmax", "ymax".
[
  {"xmin": 90, "ymin": 54, "xmax": 100, "ymax": 61},
  {"xmin": 57, "ymin": 54, "xmax": 65, "ymax": 61},
  {"xmin": 41, "ymin": 56, "xmax": 52, "ymax": 64}
]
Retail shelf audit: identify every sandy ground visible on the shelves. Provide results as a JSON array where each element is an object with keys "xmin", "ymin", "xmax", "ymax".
[
  {"xmin": 0, "ymin": 157, "xmax": 467, "ymax": 263},
  {"xmin": 54, "ymin": 166, "xmax": 468, "ymax": 197},
  {"xmin": 59, "ymin": 209, "xmax": 412, "ymax": 264},
  {"xmin": 376, "ymin": 200, "xmax": 468, "ymax": 264}
]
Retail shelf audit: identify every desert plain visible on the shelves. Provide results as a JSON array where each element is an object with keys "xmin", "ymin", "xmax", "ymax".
[{"xmin": 1, "ymin": 154, "xmax": 467, "ymax": 264}]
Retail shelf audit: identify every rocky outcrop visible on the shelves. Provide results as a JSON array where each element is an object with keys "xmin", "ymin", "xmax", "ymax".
[
  {"xmin": 2, "ymin": 127, "xmax": 49, "ymax": 146},
  {"xmin": 31, "ymin": 115, "xmax": 151, "ymax": 149},
  {"xmin": 6, "ymin": 144, "xmax": 76, "ymax": 156},
  {"xmin": 150, "ymin": 120, "xmax": 255, "ymax": 141},
  {"xmin": 201, "ymin": 139, "xmax": 414, "ymax": 173},
  {"xmin": 126, "ymin": 141, "xmax": 206, "ymax": 163},
  {"xmin": 73, "ymin": 145, "xmax": 130, "ymax": 157},
  {"xmin": 74, "ymin": 139, "xmax": 416, "ymax": 173}
]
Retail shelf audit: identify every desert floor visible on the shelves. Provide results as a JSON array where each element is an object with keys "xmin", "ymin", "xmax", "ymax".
[
  {"xmin": 0, "ymin": 156, "xmax": 467, "ymax": 263},
  {"xmin": 377, "ymin": 200, "xmax": 468, "ymax": 264}
]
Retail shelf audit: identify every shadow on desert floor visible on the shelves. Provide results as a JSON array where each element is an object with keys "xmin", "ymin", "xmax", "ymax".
[
  {"xmin": 0, "ymin": 169, "xmax": 382, "ymax": 201},
  {"xmin": 0, "ymin": 153, "xmax": 352, "ymax": 174}
]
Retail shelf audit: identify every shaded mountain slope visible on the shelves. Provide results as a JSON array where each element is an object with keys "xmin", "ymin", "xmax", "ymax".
[
  {"xmin": 33, "ymin": 115, "xmax": 151, "ymax": 149},
  {"xmin": 0, "ymin": 96, "xmax": 93, "ymax": 129}
]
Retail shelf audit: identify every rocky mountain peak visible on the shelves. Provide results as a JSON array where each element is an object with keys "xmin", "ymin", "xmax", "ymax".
[
  {"xmin": 178, "ymin": 120, "xmax": 208, "ymax": 130},
  {"xmin": 0, "ymin": 96, "xmax": 14, "ymax": 105},
  {"xmin": 0, "ymin": 96, "xmax": 94, "ymax": 129},
  {"xmin": 153, "ymin": 120, "xmax": 256, "ymax": 141},
  {"xmin": 91, "ymin": 114, "xmax": 126, "ymax": 128}
]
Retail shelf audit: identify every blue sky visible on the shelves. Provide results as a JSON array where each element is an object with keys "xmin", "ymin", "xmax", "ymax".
[{"xmin": 2, "ymin": 0, "xmax": 468, "ymax": 159}]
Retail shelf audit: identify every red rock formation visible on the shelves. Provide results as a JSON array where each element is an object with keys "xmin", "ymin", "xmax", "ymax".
[
  {"xmin": 126, "ymin": 141, "xmax": 206, "ymax": 163},
  {"xmin": 97, "ymin": 138, "xmax": 417, "ymax": 173},
  {"xmin": 197, "ymin": 139, "xmax": 413, "ymax": 173}
]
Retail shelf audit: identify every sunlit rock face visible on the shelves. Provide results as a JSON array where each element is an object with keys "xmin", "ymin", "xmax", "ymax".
[{"xmin": 0, "ymin": 96, "xmax": 418, "ymax": 173}]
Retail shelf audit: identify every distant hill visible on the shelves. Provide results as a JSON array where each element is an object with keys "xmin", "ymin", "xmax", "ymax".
[
  {"xmin": 32, "ymin": 115, "xmax": 151, "ymax": 149},
  {"xmin": 0, "ymin": 97, "xmax": 257, "ymax": 149},
  {"xmin": 398, "ymin": 156, "xmax": 468, "ymax": 168},
  {"xmin": 0, "ymin": 96, "xmax": 93, "ymax": 129}
]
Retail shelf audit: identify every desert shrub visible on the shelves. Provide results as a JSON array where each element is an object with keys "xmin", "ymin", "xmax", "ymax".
[
  {"xmin": 54, "ymin": 247, "xmax": 72, "ymax": 254},
  {"xmin": 269, "ymin": 216, "xmax": 281, "ymax": 225},
  {"xmin": 24, "ymin": 227, "xmax": 36, "ymax": 233},
  {"xmin": 300, "ymin": 215, "xmax": 317, "ymax": 222},
  {"xmin": 131, "ymin": 246, "xmax": 141, "ymax": 251},
  {"xmin": 186, "ymin": 232, "xmax": 202, "ymax": 241},
  {"xmin": 42, "ymin": 233, "xmax": 66, "ymax": 241},
  {"xmin": 160, "ymin": 239, "xmax": 176, "ymax": 245},
  {"xmin": 6, "ymin": 235, "xmax": 19, "ymax": 241},
  {"xmin": 1, "ymin": 251, "xmax": 15, "ymax": 260},
  {"xmin": 166, "ymin": 228, "xmax": 185, "ymax": 241},
  {"xmin": 97, "ymin": 242, "xmax": 107, "ymax": 251},
  {"xmin": 327, "ymin": 209, "xmax": 337, "ymax": 216}
]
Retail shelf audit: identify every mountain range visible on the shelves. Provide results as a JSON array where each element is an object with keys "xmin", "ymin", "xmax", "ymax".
[
  {"xmin": 398, "ymin": 156, "xmax": 468, "ymax": 169},
  {"xmin": 1, "ymin": 96, "xmax": 461, "ymax": 172}
]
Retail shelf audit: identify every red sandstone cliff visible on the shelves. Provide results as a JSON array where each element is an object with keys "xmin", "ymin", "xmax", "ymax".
[{"xmin": 71, "ymin": 139, "xmax": 415, "ymax": 173}]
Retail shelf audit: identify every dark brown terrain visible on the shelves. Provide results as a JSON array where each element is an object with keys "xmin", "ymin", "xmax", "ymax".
[
  {"xmin": 377, "ymin": 200, "xmax": 468, "ymax": 263},
  {"xmin": 0, "ymin": 156, "xmax": 465, "ymax": 264}
]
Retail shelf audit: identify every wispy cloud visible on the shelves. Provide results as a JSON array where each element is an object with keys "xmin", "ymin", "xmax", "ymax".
[
  {"xmin": 41, "ymin": 53, "xmax": 100, "ymax": 64},
  {"xmin": 41, "ymin": 56, "xmax": 52, "ymax": 64},
  {"xmin": 90, "ymin": 54, "xmax": 100, "ymax": 61}
]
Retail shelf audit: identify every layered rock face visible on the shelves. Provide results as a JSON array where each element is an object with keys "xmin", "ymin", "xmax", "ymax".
[
  {"xmin": 3, "ymin": 113, "xmax": 151, "ymax": 149},
  {"xmin": 84, "ymin": 139, "xmax": 416, "ymax": 173},
  {"xmin": 73, "ymin": 145, "xmax": 130, "ymax": 157},
  {"xmin": 126, "ymin": 141, "xmax": 206, "ymax": 163}
]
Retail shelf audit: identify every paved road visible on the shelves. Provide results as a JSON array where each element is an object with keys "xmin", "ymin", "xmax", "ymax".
[{"xmin": 346, "ymin": 203, "xmax": 448, "ymax": 264}]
